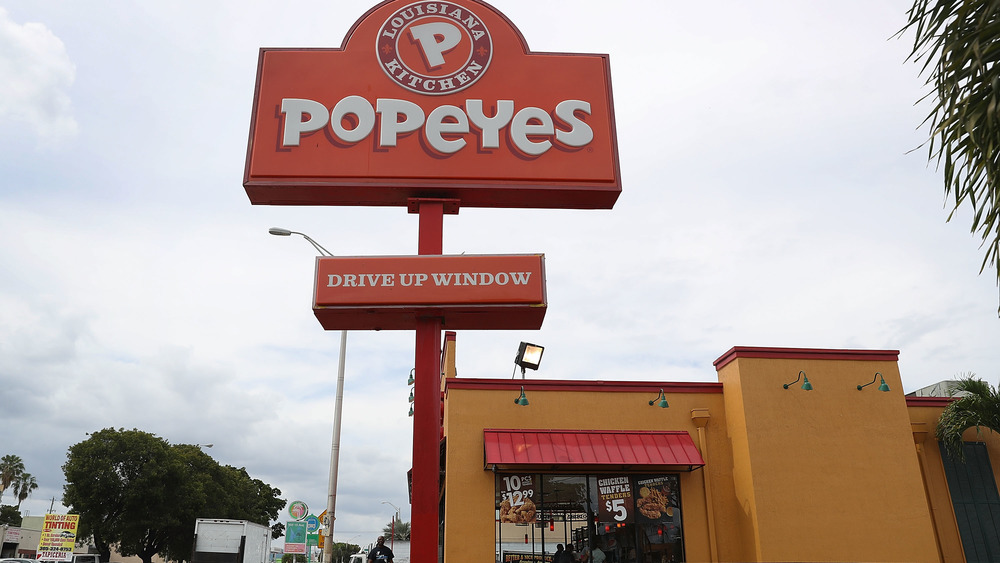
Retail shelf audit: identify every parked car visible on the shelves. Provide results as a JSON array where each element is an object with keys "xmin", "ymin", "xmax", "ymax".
[{"xmin": 1, "ymin": 558, "xmax": 38, "ymax": 563}]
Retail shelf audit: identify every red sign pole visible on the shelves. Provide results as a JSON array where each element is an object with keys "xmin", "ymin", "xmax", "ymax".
[{"xmin": 411, "ymin": 199, "xmax": 447, "ymax": 562}]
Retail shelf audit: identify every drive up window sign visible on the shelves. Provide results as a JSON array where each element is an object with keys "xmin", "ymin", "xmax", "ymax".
[
  {"xmin": 313, "ymin": 254, "xmax": 546, "ymax": 330},
  {"xmin": 244, "ymin": 0, "xmax": 621, "ymax": 210}
]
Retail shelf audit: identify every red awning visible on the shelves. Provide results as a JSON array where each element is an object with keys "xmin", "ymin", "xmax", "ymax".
[{"xmin": 483, "ymin": 429, "xmax": 705, "ymax": 472}]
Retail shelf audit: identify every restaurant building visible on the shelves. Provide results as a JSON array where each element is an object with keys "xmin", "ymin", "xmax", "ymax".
[{"xmin": 434, "ymin": 340, "xmax": 999, "ymax": 562}]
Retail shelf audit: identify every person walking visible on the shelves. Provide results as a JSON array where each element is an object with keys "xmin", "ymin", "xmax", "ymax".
[{"xmin": 367, "ymin": 536, "xmax": 394, "ymax": 563}]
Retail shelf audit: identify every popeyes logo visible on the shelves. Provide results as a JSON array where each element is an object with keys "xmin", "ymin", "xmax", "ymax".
[
  {"xmin": 244, "ymin": 0, "xmax": 621, "ymax": 210},
  {"xmin": 376, "ymin": 1, "xmax": 492, "ymax": 95}
]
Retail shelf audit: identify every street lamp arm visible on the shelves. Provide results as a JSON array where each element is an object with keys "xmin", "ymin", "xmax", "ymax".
[
  {"xmin": 268, "ymin": 227, "xmax": 334, "ymax": 257},
  {"xmin": 299, "ymin": 233, "xmax": 333, "ymax": 257}
]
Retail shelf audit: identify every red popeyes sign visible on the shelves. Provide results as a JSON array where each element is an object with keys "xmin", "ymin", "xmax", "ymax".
[
  {"xmin": 313, "ymin": 254, "xmax": 546, "ymax": 330},
  {"xmin": 244, "ymin": 0, "xmax": 621, "ymax": 209}
]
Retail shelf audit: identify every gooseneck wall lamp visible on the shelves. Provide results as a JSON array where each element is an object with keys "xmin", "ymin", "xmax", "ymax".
[
  {"xmin": 268, "ymin": 227, "xmax": 345, "ymax": 563},
  {"xmin": 514, "ymin": 386, "xmax": 530, "ymax": 406},
  {"xmin": 783, "ymin": 370, "xmax": 813, "ymax": 390},
  {"xmin": 648, "ymin": 389, "xmax": 669, "ymax": 408},
  {"xmin": 512, "ymin": 342, "xmax": 544, "ymax": 378},
  {"xmin": 857, "ymin": 372, "xmax": 891, "ymax": 392}
]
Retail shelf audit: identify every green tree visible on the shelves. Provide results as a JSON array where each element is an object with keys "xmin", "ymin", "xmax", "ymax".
[
  {"xmin": 0, "ymin": 504, "xmax": 22, "ymax": 526},
  {"xmin": 936, "ymin": 376, "xmax": 1000, "ymax": 460},
  {"xmin": 903, "ymin": 0, "xmax": 1000, "ymax": 309},
  {"xmin": 327, "ymin": 542, "xmax": 362, "ymax": 563},
  {"xmin": 381, "ymin": 520, "xmax": 410, "ymax": 540},
  {"xmin": 63, "ymin": 428, "xmax": 185, "ymax": 563},
  {"xmin": 0, "ymin": 455, "xmax": 25, "ymax": 504},
  {"xmin": 63, "ymin": 428, "xmax": 285, "ymax": 563},
  {"xmin": 159, "ymin": 446, "xmax": 285, "ymax": 561},
  {"xmin": 14, "ymin": 472, "xmax": 38, "ymax": 510}
]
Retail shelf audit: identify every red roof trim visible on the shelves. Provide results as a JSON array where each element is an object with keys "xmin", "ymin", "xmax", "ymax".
[
  {"xmin": 483, "ymin": 429, "xmax": 705, "ymax": 471},
  {"xmin": 713, "ymin": 347, "xmax": 900, "ymax": 371},
  {"xmin": 445, "ymin": 378, "xmax": 722, "ymax": 394},
  {"xmin": 906, "ymin": 396, "xmax": 957, "ymax": 407}
]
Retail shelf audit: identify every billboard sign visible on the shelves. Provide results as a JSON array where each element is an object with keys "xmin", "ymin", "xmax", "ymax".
[
  {"xmin": 244, "ymin": 0, "xmax": 620, "ymax": 209},
  {"xmin": 313, "ymin": 254, "xmax": 546, "ymax": 330},
  {"xmin": 36, "ymin": 514, "xmax": 79, "ymax": 561}
]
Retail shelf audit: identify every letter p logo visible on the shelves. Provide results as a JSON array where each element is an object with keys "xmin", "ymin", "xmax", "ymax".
[
  {"xmin": 408, "ymin": 22, "xmax": 461, "ymax": 69},
  {"xmin": 377, "ymin": 2, "xmax": 493, "ymax": 95}
]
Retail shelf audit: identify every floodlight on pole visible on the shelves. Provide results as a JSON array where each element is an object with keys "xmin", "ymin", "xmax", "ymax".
[{"xmin": 269, "ymin": 227, "xmax": 345, "ymax": 563}]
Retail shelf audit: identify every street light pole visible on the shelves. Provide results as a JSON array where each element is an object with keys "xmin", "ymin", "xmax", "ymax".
[
  {"xmin": 325, "ymin": 328, "xmax": 347, "ymax": 561},
  {"xmin": 380, "ymin": 501, "xmax": 400, "ymax": 549},
  {"xmin": 269, "ymin": 227, "xmax": 346, "ymax": 563}
]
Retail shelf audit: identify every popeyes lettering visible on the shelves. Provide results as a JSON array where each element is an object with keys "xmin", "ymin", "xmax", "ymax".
[{"xmin": 281, "ymin": 97, "xmax": 593, "ymax": 157}]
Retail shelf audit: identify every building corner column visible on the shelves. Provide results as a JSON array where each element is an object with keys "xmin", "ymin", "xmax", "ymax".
[
  {"xmin": 691, "ymin": 408, "xmax": 718, "ymax": 563},
  {"xmin": 912, "ymin": 422, "xmax": 945, "ymax": 563}
]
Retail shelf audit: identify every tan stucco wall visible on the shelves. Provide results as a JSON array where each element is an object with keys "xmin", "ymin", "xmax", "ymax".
[
  {"xmin": 441, "ymin": 380, "xmax": 732, "ymax": 563},
  {"xmin": 438, "ymin": 346, "xmax": 986, "ymax": 563},
  {"xmin": 717, "ymin": 354, "xmax": 939, "ymax": 562}
]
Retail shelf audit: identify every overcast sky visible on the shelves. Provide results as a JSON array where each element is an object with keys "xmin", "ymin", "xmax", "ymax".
[{"xmin": 2, "ymin": 0, "xmax": 999, "ymax": 548}]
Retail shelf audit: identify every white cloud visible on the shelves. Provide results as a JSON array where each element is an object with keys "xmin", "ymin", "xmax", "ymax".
[{"xmin": 0, "ymin": 7, "xmax": 77, "ymax": 145}]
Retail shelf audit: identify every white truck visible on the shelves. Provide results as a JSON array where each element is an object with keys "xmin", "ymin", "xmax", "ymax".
[{"xmin": 191, "ymin": 519, "xmax": 271, "ymax": 563}]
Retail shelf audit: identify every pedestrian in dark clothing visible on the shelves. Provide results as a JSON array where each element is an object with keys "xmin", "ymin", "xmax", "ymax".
[
  {"xmin": 367, "ymin": 536, "xmax": 394, "ymax": 563},
  {"xmin": 553, "ymin": 543, "xmax": 575, "ymax": 563}
]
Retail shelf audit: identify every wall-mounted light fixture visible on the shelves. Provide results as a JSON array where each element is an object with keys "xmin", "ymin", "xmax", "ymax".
[
  {"xmin": 783, "ymin": 370, "xmax": 813, "ymax": 391},
  {"xmin": 648, "ymin": 389, "xmax": 669, "ymax": 408},
  {"xmin": 514, "ymin": 386, "xmax": 530, "ymax": 406},
  {"xmin": 857, "ymin": 372, "xmax": 890, "ymax": 392},
  {"xmin": 407, "ymin": 368, "xmax": 415, "ymax": 417},
  {"xmin": 513, "ymin": 342, "xmax": 544, "ymax": 378}
]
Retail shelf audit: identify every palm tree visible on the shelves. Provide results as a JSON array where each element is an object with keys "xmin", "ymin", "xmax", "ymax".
[
  {"xmin": 903, "ymin": 0, "xmax": 1000, "ymax": 311},
  {"xmin": 381, "ymin": 520, "xmax": 411, "ymax": 540},
  {"xmin": 14, "ymin": 473, "xmax": 38, "ymax": 509},
  {"xmin": 0, "ymin": 455, "xmax": 25, "ymax": 503},
  {"xmin": 936, "ymin": 376, "xmax": 1000, "ymax": 461}
]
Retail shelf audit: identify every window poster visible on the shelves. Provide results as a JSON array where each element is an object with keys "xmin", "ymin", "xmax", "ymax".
[
  {"xmin": 632, "ymin": 475, "xmax": 680, "ymax": 524},
  {"xmin": 596, "ymin": 475, "xmax": 634, "ymax": 524},
  {"xmin": 497, "ymin": 474, "xmax": 537, "ymax": 524}
]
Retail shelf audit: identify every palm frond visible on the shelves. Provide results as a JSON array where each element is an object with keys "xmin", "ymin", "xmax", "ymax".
[
  {"xmin": 936, "ymin": 376, "xmax": 1000, "ymax": 460},
  {"xmin": 902, "ymin": 0, "xmax": 1000, "ymax": 313}
]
